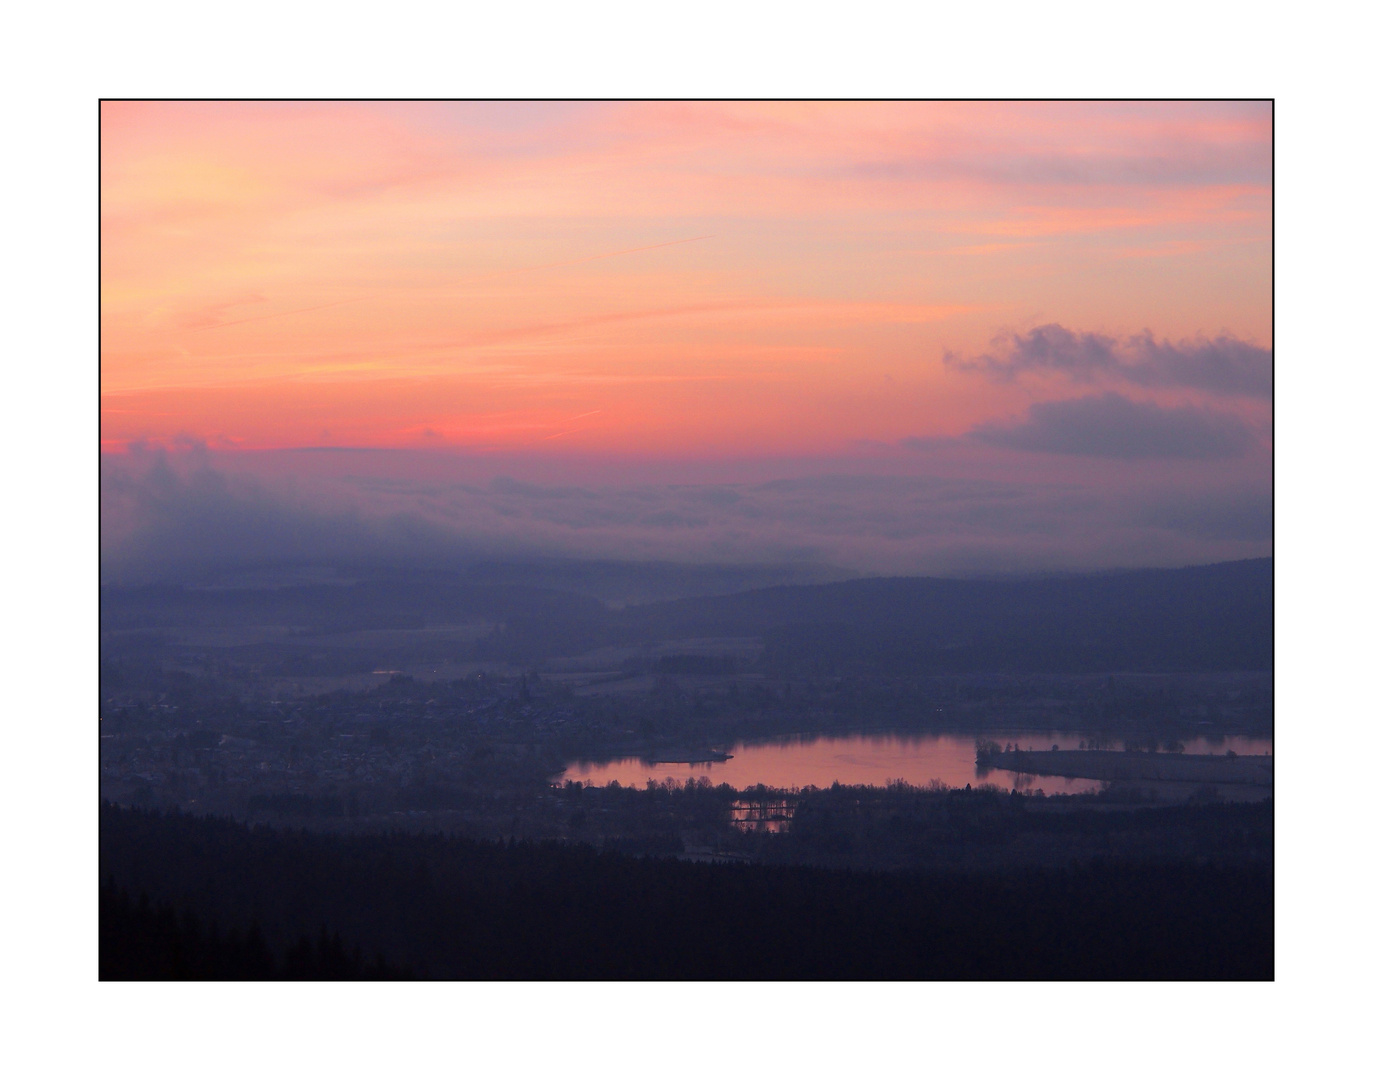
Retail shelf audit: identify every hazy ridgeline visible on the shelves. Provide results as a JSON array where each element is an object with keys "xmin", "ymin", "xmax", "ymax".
[{"xmin": 102, "ymin": 557, "xmax": 1272, "ymax": 676}]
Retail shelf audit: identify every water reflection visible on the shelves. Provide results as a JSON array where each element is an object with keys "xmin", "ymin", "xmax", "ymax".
[
  {"xmin": 731, "ymin": 797, "xmax": 794, "ymax": 833},
  {"xmin": 559, "ymin": 732, "xmax": 1273, "ymax": 795}
]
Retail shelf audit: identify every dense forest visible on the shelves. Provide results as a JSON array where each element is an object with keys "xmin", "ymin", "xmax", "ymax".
[
  {"xmin": 101, "ymin": 802, "xmax": 1272, "ymax": 980},
  {"xmin": 100, "ymin": 885, "xmax": 412, "ymax": 979}
]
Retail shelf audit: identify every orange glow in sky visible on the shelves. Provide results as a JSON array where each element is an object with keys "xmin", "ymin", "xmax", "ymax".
[{"xmin": 100, "ymin": 101, "xmax": 1272, "ymax": 456}]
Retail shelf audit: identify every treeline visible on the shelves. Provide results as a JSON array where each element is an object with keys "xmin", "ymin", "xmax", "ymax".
[
  {"xmin": 101, "ymin": 803, "xmax": 1272, "ymax": 980},
  {"xmin": 557, "ymin": 779, "xmax": 1275, "ymax": 873},
  {"xmin": 751, "ymin": 787, "xmax": 1274, "ymax": 872}
]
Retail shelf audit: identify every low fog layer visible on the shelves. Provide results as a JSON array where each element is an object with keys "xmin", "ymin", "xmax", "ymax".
[{"xmin": 101, "ymin": 444, "xmax": 1272, "ymax": 586}]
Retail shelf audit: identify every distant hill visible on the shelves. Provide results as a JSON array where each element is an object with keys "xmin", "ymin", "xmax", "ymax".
[
  {"xmin": 615, "ymin": 558, "xmax": 1273, "ymax": 675},
  {"xmin": 101, "ymin": 558, "xmax": 1272, "ymax": 676}
]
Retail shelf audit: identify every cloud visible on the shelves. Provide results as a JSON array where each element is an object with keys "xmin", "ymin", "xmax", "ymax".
[
  {"xmin": 849, "ymin": 145, "xmax": 1271, "ymax": 189},
  {"xmin": 946, "ymin": 324, "xmax": 1272, "ymax": 399},
  {"xmin": 1122, "ymin": 331, "xmax": 1273, "ymax": 398},
  {"xmin": 969, "ymin": 393, "xmax": 1256, "ymax": 460}
]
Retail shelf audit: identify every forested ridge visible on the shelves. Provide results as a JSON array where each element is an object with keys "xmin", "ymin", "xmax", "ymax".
[{"xmin": 101, "ymin": 802, "xmax": 1272, "ymax": 980}]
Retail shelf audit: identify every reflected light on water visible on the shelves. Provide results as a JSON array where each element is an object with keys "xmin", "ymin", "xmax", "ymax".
[
  {"xmin": 731, "ymin": 798, "xmax": 794, "ymax": 832},
  {"xmin": 559, "ymin": 732, "xmax": 1273, "ymax": 795}
]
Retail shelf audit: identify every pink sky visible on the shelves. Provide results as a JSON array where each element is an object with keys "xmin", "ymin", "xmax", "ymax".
[{"xmin": 100, "ymin": 101, "xmax": 1271, "ymax": 576}]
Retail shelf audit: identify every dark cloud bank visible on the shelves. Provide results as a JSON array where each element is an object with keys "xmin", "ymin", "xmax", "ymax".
[{"xmin": 945, "ymin": 323, "xmax": 1272, "ymax": 399}]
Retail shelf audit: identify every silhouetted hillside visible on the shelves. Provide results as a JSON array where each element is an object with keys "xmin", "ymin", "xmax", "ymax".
[{"xmin": 101, "ymin": 803, "xmax": 1272, "ymax": 980}]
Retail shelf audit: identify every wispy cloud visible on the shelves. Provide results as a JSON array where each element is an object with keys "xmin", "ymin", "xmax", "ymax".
[{"xmin": 451, "ymin": 235, "xmax": 715, "ymax": 286}]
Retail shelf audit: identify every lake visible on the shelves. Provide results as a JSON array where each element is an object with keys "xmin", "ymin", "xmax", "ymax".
[{"xmin": 559, "ymin": 731, "xmax": 1274, "ymax": 795}]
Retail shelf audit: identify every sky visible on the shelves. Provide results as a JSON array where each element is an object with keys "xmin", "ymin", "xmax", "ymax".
[{"xmin": 100, "ymin": 101, "xmax": 1272, "ymax": 579}]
